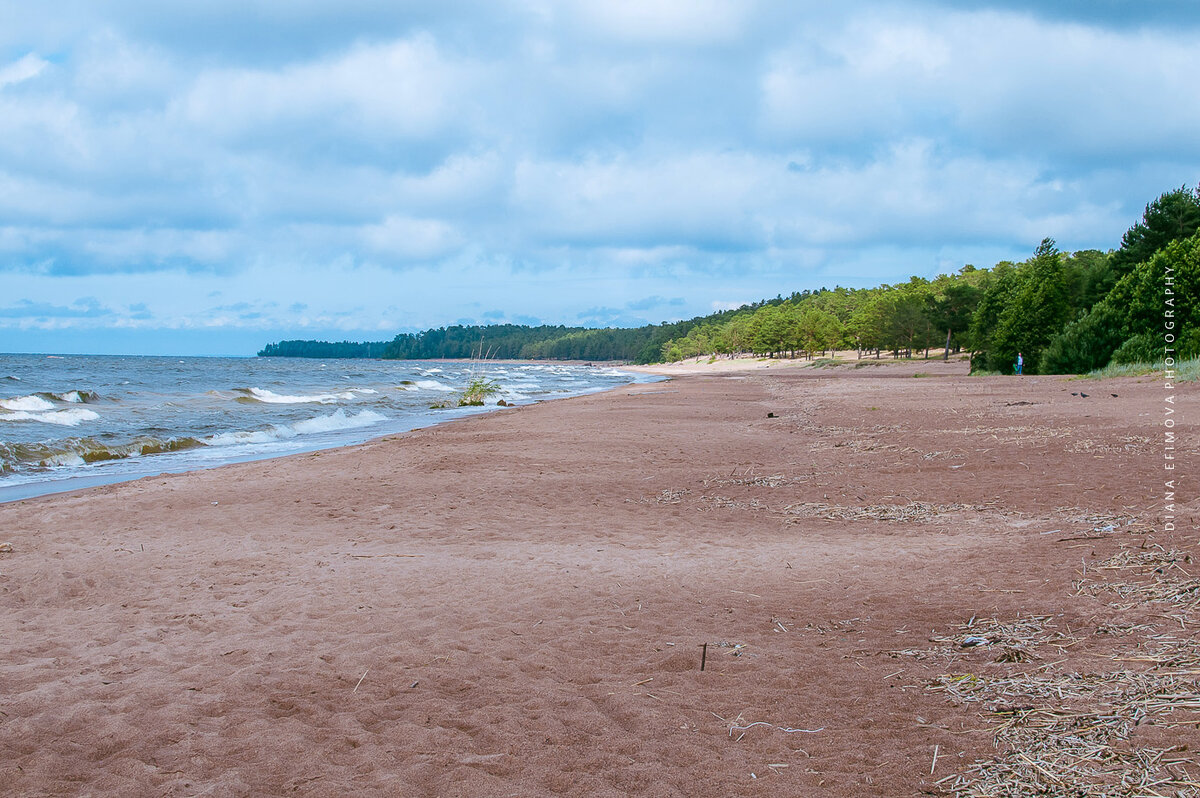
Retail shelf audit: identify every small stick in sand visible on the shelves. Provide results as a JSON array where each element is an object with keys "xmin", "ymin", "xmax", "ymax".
[
  {"xmin": 931, "ymin": 744, "xmax": 939, "ymax": 774},
  {"xmin": 700, "ymin": 642, "xmax": 708, "ymax": 671},
  {"xmin": 353, "ymin": 669, "xmax": 369, "ymax": 693}
]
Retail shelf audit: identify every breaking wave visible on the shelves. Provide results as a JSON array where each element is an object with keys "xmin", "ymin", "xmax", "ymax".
[
  {"xmin": 0, "ymin": 409, "xmax": 387, "ymax": 476},
  {"xmin": 397, "ymin": 379, "xmax": 455, "ymax": 392},
  {"xmin": 233, "ymin": 387, "xmax": 359, "ymax": 405},
  {"xmin": 2, "ymin": 395, "xmax": 54, "ymax": 412},
  {"xmin": 0, "ymin": 435, "xmax": 205, "ymax": 475},
  {"xmin": 0, "ymin": 407, "xmax": 100, "ymax": 426},
  {"xmin": 204, "ymin": 409, "xmax": 387, "ymax": 446}
]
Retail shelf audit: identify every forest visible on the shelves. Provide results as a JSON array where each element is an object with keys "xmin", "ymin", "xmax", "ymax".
[{"xmin": 259, "ymin": 184, "xmax": 1199, "ymax": 373}]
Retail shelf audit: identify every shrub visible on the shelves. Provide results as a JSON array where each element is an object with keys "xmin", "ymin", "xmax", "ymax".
[
  {"xmin": 458, "ymin": 376, "xmax": 501, "ymax": 407},
  {"xmin": 1111, "ymin": 332, "xmax": 1161, "ymax": 365},
  {"xmin": 1177, "ymin": 327, "xmax": 1200, "ymax": 360}
]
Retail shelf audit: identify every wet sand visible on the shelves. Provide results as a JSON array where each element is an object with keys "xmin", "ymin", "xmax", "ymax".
[{"xmin": 1, "ymin": 358, "xmax": 1195, "ymax": 796}]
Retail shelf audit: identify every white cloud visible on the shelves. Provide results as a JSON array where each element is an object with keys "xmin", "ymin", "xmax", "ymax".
[
  {"xmin": 761, "ymin": 10, "xmax": 1200, "ymax": 160},
  {"xmin": 0, "ymin": 53, "xmax": 48, "ymax": 88},
  {"xmin": 0, "ymin": 2, "xmax": 1197, "ymax": 353},
  {"xmin": 362, "ymin": 215, "xmax": 462, "ymax": 261},
  {"xmin": 175, "ymin": 36, "xmax": 478, "ymax": 143},
  {"xmin": 566, "ymin": 0, "xmax": 753, "ymax": 45}
]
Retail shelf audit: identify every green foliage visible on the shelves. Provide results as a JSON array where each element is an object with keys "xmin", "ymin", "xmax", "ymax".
[
  {"xmin": 1111, "ymin": 332, "xmax": 1161, "ymax": 365},
  {"xmin": 458, "ymin": 376, "xmax": 501, "ymax": 406},
  {"xmin": 1042, "ymin": 229, "xmax": 1200, "ymax": 373},
  {"xmin": 1038, "ymin": 303, "xmax": 1127, "ymax": 374},
  {"xmin": 1109, "ymin": 184, "xmax": 1200, "ymax": 280},
  {"xmin": 258, "ymin": 340, "xmax": 390, "ymax": 358},
  {"xmin": 927, "ymin": 277, "xmax": 983, "ymax": 352},
  {"xmin": 983, "ymin": 239, "xmax": 1071, "ymax": 374},
  {"xmin": 383, "ymin": 324, "xmax": 582, "ymax": 360},
  {"xmin": 1177, "ymin": 327, "xmax": 1200, "ymax": 360}
]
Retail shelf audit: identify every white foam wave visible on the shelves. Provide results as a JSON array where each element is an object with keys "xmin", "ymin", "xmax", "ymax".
[
  {"xmin": 204, "ymin": 409, "xmax": 386, "ymax": 447},
  {"xmin": 413, "ymin": 379, "xmax": 455, "ymax": 392},
  {"xmin": 0, "ymin": 407, "xmax": 100, "ymax": 426},
  {"xmin": 292, "ymin": 409, "xmax": 386, "ymax": 434},
  {"xmin": 1, "ymin": 395, "xmax": 55, "ymax": 412},
  {"xmin": 243, "ymin": 387, "xmax": 357, "ymax": 404},
  {"xmin": 60, "ymin": 391, "xmax": 85, "ymax": 403}
]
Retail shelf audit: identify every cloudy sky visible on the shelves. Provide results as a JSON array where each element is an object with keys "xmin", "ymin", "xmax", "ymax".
[{"xmin": 2, "ymin": 1, "xmax": 1198, "ymax": 355}]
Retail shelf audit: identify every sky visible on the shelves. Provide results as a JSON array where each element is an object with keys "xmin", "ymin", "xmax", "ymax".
[{"xmin": 1, "ymin": 1, "xmax": 1198, "ymax": 356}]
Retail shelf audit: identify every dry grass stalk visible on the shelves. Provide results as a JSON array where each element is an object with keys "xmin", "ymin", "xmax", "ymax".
[
  {"xmin": 782, "ymin": 500, "xmax": 972, "ymax": 523},
  {"xmin": 931, "ymin": 534, "xmax": 1200, "ymax": 796}
]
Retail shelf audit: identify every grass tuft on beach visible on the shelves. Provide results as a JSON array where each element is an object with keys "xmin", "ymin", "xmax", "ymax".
[{"xmin": 1084, "ymin": 355, "xmax": 1199, "ymax": 382}]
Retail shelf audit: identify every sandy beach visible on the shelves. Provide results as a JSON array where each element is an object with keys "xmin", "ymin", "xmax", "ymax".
[{"xmin": 1, "ymin": 358, "xmax": 1196, "ymax": 796}]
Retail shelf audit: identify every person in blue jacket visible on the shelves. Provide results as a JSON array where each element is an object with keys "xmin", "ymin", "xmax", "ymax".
[{"xmin": 1015, "ymin": 352, "xmax": 1024, "ymax": 375}]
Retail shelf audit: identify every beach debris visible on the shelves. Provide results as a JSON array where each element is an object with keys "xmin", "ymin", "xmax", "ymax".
[
  {"xmin": 783, "ymin": 500, "xmax": 973, "ymax": 524},
  {"xmin": 656, "ymin": 488, "xmax": 689, "ymax": 504},
  {"xmin": 931, "ymin": 530, "xmax": 1200, "ymax": 795},
  {"xmin": 704, "ymin": 471, "xmax": 794, "ymax": 488},
  {"xmin": 0, "ymin": 541, "xmax": 12, "ymax": 553},
  {"xmin": 1074, "ymin": 546, "xmax": 1200, "ymax": 614},
  {"xmin": 714, "ymin": 712, "xmax": 825, "ymax": 742},
  {"xmin": 930, "ymin": 665, "xmax": 1200, "ymax": 795},
  {"xmin": 892, "ymin": 614, "xmax": 1073, "ymax": 663}
]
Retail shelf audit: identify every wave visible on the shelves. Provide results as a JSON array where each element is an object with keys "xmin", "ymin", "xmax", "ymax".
[
  {"xmin": 0, "ymin": 435, "xmax": 205, "ymax": 474},
  {"xmin": 2, "ymin": 394, "xmax": 55, "ymax": 412},
  {"xmin": 0, "ymin": 409, "xmax": 388, "ymax": 476},
  {"xmin": 397, "ymin": 379, "xmax": 455, "ymax": 392},
  {"xmin": 0, "ymin": 407, "xmax": 100, "ymax": 426},
  {"xmin": 2, "ymin": 389, "xmax": 103, "ymax": 411},
  {"xmin": 292, "ymin": 409, "xmax": 386, "ymax": 434},
  {"xmin": 204, "ymin": 409, "xmax": 387, "ymax": 447},
  {"xmin": 233, "ymin": 387, "xmax": 358, "ymax": 405},
  {"xmin": 52, "ymin": 390, "xmax": 102, "ymax": 403}
]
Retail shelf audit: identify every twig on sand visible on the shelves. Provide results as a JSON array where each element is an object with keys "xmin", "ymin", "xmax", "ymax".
[
  {"xmin": 713, "ymin": 712, "xmax": 824, "ymax": 742},
  {"xmin": 353, "ymin": 669, "xmax": 369, "ymax": 693}
]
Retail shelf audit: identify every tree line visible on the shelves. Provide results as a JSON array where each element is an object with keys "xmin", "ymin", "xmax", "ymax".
[
  {"xmin": 259, "ymin": 184, "xmax": 1198, "ymax": 372},
  {"xmin": 258, "ymin": 315, "xmax": 742, "ymax": 363},
  {"xmin": 658, "ymin": 184, "xmax": 1199, "ymax": 374}
]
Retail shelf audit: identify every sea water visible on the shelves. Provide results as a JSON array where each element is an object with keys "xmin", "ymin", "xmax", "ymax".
[{"xmin": 0, "ymin": 354, "xmax": 656, "ymax": 502}]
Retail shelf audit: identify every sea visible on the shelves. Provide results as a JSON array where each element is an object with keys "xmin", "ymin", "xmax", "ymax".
[{"xmin": 0, "ymin": 354, "xmax": 657, "ymax": 502}]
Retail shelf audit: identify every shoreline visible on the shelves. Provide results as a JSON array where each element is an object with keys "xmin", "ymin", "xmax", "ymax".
[
  {"xmin": 0, "ymin": 362, "xmax": 662, "ymax": 505},
  {"xmin": 1, "ymin": 364, "xmax": 1194, "ymax": 795}
]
